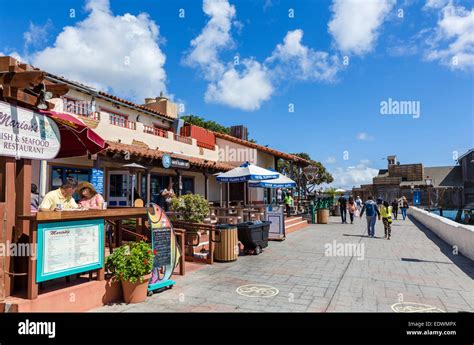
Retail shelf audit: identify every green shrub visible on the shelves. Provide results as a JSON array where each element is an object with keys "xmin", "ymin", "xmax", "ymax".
[
  {"xmin": 170, "ymin": 194, "xmax": 210, "ymax": 223},
  {"xmin": 105, "ymin": 241, "xmax": 153, "ymax": 284}
]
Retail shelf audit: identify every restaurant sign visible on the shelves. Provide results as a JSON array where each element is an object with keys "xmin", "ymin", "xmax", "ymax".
[
  {"xmin": 171, "ymin": 158, "xmax": 190, "ymax": 169},
  {"xmin": 0, "ymin": 101, "xmax": 61, "ymax": 160}
]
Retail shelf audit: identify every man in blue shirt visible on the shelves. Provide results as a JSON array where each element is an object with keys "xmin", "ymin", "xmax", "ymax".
[{"xmin": 360, "ymin": 195, "xmax": 381, "ymax": 237}]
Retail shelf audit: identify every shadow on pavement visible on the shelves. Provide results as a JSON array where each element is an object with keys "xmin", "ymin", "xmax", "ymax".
[{"xmin": 408, "ymin": 215, "xmax": 474, "ymax": 280}]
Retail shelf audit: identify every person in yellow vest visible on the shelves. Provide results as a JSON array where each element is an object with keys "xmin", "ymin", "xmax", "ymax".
[
  {"xmin": 39, "ymin": 178, "xmax": 79, "ymax": 211},
  {"xmin": 381, "ymin": 201, "xmax": 393, "ymax": 240},
  {"xmin": 284, "ymin": 192, "xmax": 293, "ymax": 218}
]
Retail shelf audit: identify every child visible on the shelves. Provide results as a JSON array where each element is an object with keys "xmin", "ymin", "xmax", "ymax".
[
  {"xmin": 348, "ymin": 197, "xmax": 357, "ymax": 224},
  {"xmin": 381, "ymin": 201, "xmax": 393, "ymax": 240}
]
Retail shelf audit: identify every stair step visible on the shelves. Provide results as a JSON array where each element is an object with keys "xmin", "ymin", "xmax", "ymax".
[{"xmin": 285, "ymin": 220, "xmax": 309, "ymax": 234}]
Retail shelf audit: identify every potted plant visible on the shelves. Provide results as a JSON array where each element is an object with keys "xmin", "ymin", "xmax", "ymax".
[
  {"xmin": 106, "ymin": 241, "xmax": 153, "ymax": 303},
  {"xmin": 170, "ymin": 194, "xmax": 210, "ymax": 223}
]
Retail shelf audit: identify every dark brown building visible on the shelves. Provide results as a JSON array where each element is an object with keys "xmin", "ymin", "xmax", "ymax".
[{"xmin": 352, "ymin": 155, "xmax": 464, "ymax": 208}]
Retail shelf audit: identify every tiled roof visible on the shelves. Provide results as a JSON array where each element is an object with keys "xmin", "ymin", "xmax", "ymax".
[
  {"xmin": 45, "ymin": 73, "xmax": 175, "ymax": 122},
  {"xmin": 213, "ymin": 132, "xmax": 311, "ymax": 165},
  {"xmin": 104, "ymin": 141, "xmax": 233, "ymax": 172}
]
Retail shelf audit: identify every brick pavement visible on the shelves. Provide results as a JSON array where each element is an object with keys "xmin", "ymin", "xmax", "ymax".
[{"xmin": 94, "ymin": 215, "xmax": 474, "ymax": 312}]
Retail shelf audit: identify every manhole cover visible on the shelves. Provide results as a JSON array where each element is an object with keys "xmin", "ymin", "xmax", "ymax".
[
  {"xmin": 236, "ymin": 284, "xmax": 279, "ymax": 298},
  {"xmin": 391, "ymin": 302, "xmax": 445, "ymax": 313}
]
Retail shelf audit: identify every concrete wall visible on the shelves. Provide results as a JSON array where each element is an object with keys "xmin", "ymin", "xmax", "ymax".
[{"xmin": 409, "ymin": 206, "xmax": 474, "ymax": 261}]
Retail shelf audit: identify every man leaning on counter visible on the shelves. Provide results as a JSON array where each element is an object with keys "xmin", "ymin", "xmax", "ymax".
[{"xmin": 39, "ymin": 177, "xmax": 79, "ymax": 211}]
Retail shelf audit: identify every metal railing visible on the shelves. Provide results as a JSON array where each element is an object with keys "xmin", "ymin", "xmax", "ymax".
[{"xmin": 109, "ymin": 115, "xmax": 136, "ymax": 130}]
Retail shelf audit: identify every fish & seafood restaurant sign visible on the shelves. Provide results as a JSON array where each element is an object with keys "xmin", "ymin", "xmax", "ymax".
[{"xmin": 0, "ymin": 101, "xmax": 60, "ymax": 160}]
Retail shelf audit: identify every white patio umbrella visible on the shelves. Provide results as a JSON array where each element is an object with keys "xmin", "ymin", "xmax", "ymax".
[
  {"xmin": 248, "ymin": 170, "xmax": 296, "ymax": 188},
  {"xmin": 215, "ymin": 162, "xmax": 279, "ymax": 206},
  {"xmin": 335, "ymin": 188, "xmax": 346, "ymax": 193}
]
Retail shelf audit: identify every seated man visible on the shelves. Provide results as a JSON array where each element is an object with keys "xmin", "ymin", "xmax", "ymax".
[{"xmin": 39, "ymin": 177, "xmax": 79, "ymax": 211}]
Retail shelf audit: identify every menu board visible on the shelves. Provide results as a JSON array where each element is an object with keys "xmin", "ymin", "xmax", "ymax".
[
  {"xmin": 37, "ymin": 219, "xmax": 104, "ymax": 282},
  {"xmin": 266, "ymin": 205, "xmax": 285, "ymax": 239},
  {"xmin": 91, "ymin": 169, "xmax": 104, "ymax": 195},
  {"xmin": 152, "ymin": 227, "xmax": 171, "ymax": 267}
]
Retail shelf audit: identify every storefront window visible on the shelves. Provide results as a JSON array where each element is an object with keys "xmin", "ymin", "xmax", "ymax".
[
  {"xmin": 51, "ymin": 166, "xmax": 91, "ymax": 190},
  {"xmin": 109, "ymin": 174, "xmax": 127, "ymax": 198}
]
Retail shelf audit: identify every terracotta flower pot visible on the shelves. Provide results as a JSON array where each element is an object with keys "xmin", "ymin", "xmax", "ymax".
[{"xmin": 121, "ymin": 274, "xmax": 152, "ymax": 304}]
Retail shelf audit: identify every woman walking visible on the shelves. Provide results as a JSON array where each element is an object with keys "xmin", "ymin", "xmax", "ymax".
[
  {"xmin": 400, "ymin": 196, "xmax": 409, "ymax": 220},
  {"xmin": 381, "ymin": 201, "xmax": 393, "ymax": 240},
  {"xmin": 348, "ymin": 197, "xmax": 357, "ymax": 224}
]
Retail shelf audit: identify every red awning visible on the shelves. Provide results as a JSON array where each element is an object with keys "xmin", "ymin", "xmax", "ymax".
[{"xmin": 40, "ymin": 110, "xmax": 108, "ymax": 158}]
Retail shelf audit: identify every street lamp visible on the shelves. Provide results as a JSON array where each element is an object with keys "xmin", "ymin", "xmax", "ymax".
[{"xmin": 425, "ymin": 178, "xmax": 433, "ymax": 211}]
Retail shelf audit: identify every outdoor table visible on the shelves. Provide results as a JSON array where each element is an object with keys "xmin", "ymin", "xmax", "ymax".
[{"xmin": 18, "ymin": 208, "xmax": 148, "ymax": 300}]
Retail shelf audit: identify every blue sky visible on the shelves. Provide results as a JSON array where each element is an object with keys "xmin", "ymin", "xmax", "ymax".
[{"xmin": 1, "ymin": 0, "xmax": 472, "ymax": 189}]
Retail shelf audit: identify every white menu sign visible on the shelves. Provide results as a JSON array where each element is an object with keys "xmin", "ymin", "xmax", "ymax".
[
  {"xmin": 0, "ymin": 100, "xmax": 60, "ymax": 160},
  {"xmin": 43, "ymin": 224, "xmax": 100, "ymax": 276}
]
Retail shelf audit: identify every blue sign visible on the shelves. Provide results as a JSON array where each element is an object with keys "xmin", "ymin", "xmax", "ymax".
[
  {"xmin": 162, "ymin": 154, "xmax": 171, "ymax": 169},
  {"xmin": 91, "ymin": 168, "xmax": 104, "ymax": 195},
  {"xmin": 36, "ymin": 219, "xmax": 104, "ymax": 283},
  {"xmin": 413, "ymin": 190, "xmax": 421, "ymax": 205}
]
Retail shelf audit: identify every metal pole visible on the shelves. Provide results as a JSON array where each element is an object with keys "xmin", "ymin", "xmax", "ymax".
[{"xmin": 131, "ymin": 174, "xmax": 135, "ymax": 206}]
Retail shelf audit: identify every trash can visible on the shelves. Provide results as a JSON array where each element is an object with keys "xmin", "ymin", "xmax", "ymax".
[
  {"xmin": 317, "ymin": 208, "xmax": 329, "ymax": 224},
  {"xmin": 236, "ymin": 221, "xmax": 270, "ymax": 255},
  {"xmin": 213, "ymin": 224, "xmax": 239, "ymax": 262}
]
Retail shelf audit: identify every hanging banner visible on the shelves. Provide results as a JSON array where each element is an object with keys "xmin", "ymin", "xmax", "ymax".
[{"xmin": 0, "ymin": 101, "xmax": 61, "ymax": 160}]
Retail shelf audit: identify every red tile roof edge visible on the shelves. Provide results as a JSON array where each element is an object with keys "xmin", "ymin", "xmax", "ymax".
[
  {"xmin": 103, "ymin": 141, "xmax": 233, "ymax": 171},
  {"xmin": 213, "ymin": 132, "xmax": 310, "ymax": 165}
]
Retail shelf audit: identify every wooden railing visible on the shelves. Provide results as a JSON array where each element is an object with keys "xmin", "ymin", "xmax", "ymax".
[
  {"xmin": 109, "ymin": 115, "xmax": 136, "ymax": 130},
  {"xmin": 197, "ymin": 141, "xmax": 215, "ymax": 150},
  {"xmin": 173, "ymin": 134, "xmax": 192, "ymax": 145},
  {"xmin": 143, "ymin": 125, "xmax": 168, "ymax": 138}
]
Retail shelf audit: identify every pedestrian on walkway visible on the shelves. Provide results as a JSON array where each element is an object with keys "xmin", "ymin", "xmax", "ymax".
[
  {"xmin": 284, "ymin": 192, "xmax": 293, "ymax": 218},
  {"xmin": 360, "ymin": 195, "xmax": 380, "ymax": 238},
  {"xmin": 391, "ymin": 198, "xmax": 398, "ymax": 220},
  {"xmin": 338, "ymin": 194, "xmax": 347, "ymax": 224},
  {"xmin": 400, "ymin": 196, "xmax": 409, "ymax": 220},
  {"xmin": 376, "ymin": 195, "xmax": 383, "ymax": 212},
  {"xmin": 355, "ymin": 195, "xmax": 363, "ymax": 211},
  {"xmin": 348, "ymin": 197, "xmax": 357, "ymax": 224},
  {"xmin": 381, "ymin": 201, "xmax": 393, "ymax": 240}
]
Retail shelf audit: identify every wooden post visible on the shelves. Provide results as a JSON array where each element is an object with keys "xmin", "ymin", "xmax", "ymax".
[
  {"xmin": 204, "ymin": 173, "xmax": 209, "ymax": 200},
  {"xmin": 15, "ymin": 159, "xmax": 31, "ymax": 238},
  {"xmin": 146, "ymin": 170, "xmax": 151, "ymax": 205},
  {"xmin": 27, "ymin": 219, "xmax": 38, "ymax": 299},
  {"xmin": 2, "ymin": 157, "xmax": 16, "ymax": 297},
  {"xmin": 115, "ymin": 219, "xmax": 122, "ymax": 247}
]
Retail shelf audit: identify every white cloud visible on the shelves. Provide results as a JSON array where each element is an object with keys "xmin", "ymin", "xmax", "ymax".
[
  {"xmin": 424, "ymin": 0, "xmax": 449, "ymax": 9},
  {"xmin": 31, "ymin": 0, "xmax": 167, "ymax": 102},
  {"xmin": 328, "ymin": 161, "xmax": 378, "ymax": 190},
  {"xmin": 23, "ymin": 20, "xmax": 53, "ymax": 52},
  {"xmin": 356, "ymin": 132, "xmax": 374, "ymax": 141},
  {"xmin": 325, "ymin": 156, "xmax": 337, "ymax": 164},
  {"xmin": 183, "ymin": 0, "xmax": 236, "ymax": 81},
  {"xmin": 328, "ymin": 0, "xmax": 396, "ymax": 55},
  {"xmin": 205, "ymin": 59, "xmax": 273, "ymax": 111},
  {"xmin": 267, "ymin": 29, "xmax": 341, "ymax": 82},
  {"xmin": 424, "ymin": 3, "xmax": 474, "ymax": 71}
]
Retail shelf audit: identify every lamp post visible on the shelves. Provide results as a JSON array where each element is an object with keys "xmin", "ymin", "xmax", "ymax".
[{"xmin": 425, "ymin": 178, "xmax": 433, "ymax": 211}]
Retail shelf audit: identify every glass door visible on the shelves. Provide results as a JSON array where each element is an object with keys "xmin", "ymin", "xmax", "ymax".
[{"xmin": 108, "ymin": 171, "xmax": 130, "ymax": 206}]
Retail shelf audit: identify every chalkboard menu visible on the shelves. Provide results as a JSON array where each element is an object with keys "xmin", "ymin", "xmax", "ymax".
[
  {"xmin": 152, "ymin": 227, "xmax": 171, "ymax": 267},
  {"xmin": 91, "ymin": 169, "xmax": 104, "ymax": 195}
]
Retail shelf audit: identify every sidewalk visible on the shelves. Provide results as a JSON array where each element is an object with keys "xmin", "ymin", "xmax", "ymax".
[{"xmin": 94, "ymin": 215, "xmax": 474, "ymax": 312}]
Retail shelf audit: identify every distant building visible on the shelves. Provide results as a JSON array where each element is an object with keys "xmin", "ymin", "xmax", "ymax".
[
  {"xmin": 352, "ymin": 155, "xmax": 463, "ymax": 208},
  {"xmin": 458, "ymin": 149, "xmax": 474, "ymax": 209}
]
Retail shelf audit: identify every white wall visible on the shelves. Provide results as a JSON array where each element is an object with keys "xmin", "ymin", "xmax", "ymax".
[
  {"xmin": 51, "ymin": 91, "xmax": 218, "ymax": 161},
  {"xmin": 409, "ymin": 206, "xmax": 474, "ymax": 261}
]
